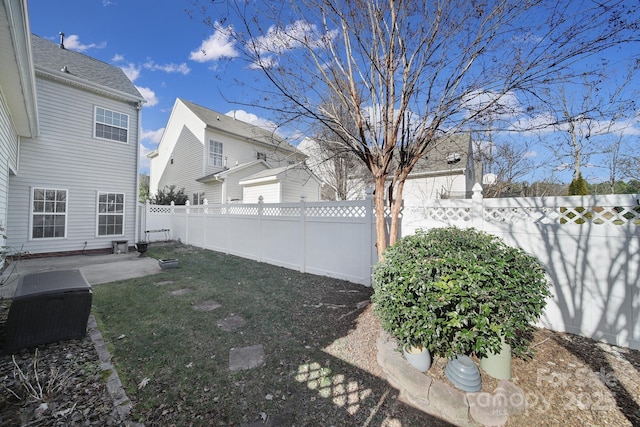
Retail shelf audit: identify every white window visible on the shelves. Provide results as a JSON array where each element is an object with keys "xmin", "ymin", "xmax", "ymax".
[
  {"xmin": 192, "ymin": 192, "xmax": 205, "ymax": 205},
  {"xmin": 208, "ymin": 140, "xmax": 223, "ymax": 167},
  {"xmin": 94, "ymin": 107, "xmax": 129, "ymax": 143},
  {"xmin": 97, "ymin": 192, "xmax": 125, "ymax": 236},
  {"xmin": 31, "ymin": 188, "xmax": 67, "ymax": 239}
]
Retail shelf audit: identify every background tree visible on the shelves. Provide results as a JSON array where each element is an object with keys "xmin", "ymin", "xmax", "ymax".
[
  {"xmin": 152, "ymin": 185, "xmax": 189, "ymax": 205},
  {"xmin": 194, "ymin": 0, "xmax": 640, "ymax": 257},
  {"xmin": 537, "ymin": 68, "xmax": 639, "ymax": 186},
  {"xmin": 139, "ymin": 174, "xmax": 150, "ymax": 203}
]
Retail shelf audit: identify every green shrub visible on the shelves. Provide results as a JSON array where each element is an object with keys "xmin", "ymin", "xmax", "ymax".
[
  {"xmin": 568, "ymin": 173, "xmax": 589, "ymax": 196},
  {"xmin": 371, "ymin": 227, "xmax": 552, "ymax": 359}
]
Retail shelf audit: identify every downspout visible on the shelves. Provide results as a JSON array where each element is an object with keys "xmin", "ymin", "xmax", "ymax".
[{"xmin": 134, "ymin": 101, "xmax": 142, "ymax": 244}]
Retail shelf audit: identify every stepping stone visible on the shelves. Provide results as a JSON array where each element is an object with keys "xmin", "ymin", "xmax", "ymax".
[
  {"xmin": 217, "ymin": 314, "xmax": 246, "ymax": 331},
  {"xmin": 170, "ymin": 288, "xmax": 191, "ymax": 296},
  {"xmin": 229, "ymin": 345, "xmax": 265, "ymax": 371},
  {"xmin": 155, "ymin": 281, "xmax": 174, "ymax": 286},
  {"xmin": 192, "ymin": 300, "xmax": 222, "ymax": 312}
]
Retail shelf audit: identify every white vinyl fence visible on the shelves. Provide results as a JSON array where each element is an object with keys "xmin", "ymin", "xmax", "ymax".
[
  {"xmin": 140, "ymin": 196, "xmax": 378, "ymax": 286},
  {"xmin": 403, "ymin": 184, "xmax": 640, "ymax": 350},
  {"xmin": 139, "ymin": 185, "xmax": 640, "ymax": 350}
]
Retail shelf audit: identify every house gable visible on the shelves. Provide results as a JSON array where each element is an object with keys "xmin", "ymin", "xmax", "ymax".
[{"xmin": 150, "ymin": 98, "xmax": 309, "ymax": 203}]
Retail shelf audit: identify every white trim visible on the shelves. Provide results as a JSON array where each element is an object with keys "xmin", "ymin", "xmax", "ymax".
[
  {"xmin": 95, "ymin": 191, "xmax": 126, "ymax": 237},
  {"xmin": 5, "ymin": 0, "xmax": 39, "ymax": 137},
  {"xmin": 29, "ymin": 186, "xmax": 68, "ymax": 240}
]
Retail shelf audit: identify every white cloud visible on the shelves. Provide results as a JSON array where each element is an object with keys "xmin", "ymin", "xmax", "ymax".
[
  {"xmin": 112, "ymin": 54, "xmax": 125, "ymax": 62},
  {"xmin": 139, "ymin": 143, "xmax": 152, "ymax": 174},
  {"xmin": 252, "ymin": 20, "xmax": 337, "ymax": 55},
  {"xmin": 248, "ymin": 56, "xmax": 279, "ymax": 70},
  {"xmin": 226, "ymin": 110, "xmax": 278, "ymax": 133},
  {"xmin": 190, "ymin": 23, "xmax": 239, "ymax": 62},
  {"xmin": 141, "ymin": 127, "xmax": 164, "ymax": 144},
  {"xmin": 462, "ymin": 90, "xmax": 522, "ymax": 121},
  {"xmin": 63, "ymin": 34, "xmax": 106, "ymax": 52},
  {"xmin": 120, "ymin": 63, "xmax": 141, "ymax": 82},
  {"xmin": 144, "ymin": 60, "xmax": 191, "ymax": 75},
  {"xmin": 136, "ymin": 86, "xmax": 158, "ymax": 107}
]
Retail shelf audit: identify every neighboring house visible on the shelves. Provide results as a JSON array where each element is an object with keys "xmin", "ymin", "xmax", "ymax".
[
  {"xmin": 297, "ymin": 137, "xmax": 371, "ymax": 201},
  {"xmin": 148, "ymin": 98, "xmax": 320, "ymax": 204},
  {"xmin": 3, "ymin": 6, "xmax": 144, "ymax": 256},
  {"xmin": 394, "ymin": 133, "xmax": 478, "ymax": 201},
  {"xmin": 239, "ymin": 163, "xmax": 322, "ymax": 203}
]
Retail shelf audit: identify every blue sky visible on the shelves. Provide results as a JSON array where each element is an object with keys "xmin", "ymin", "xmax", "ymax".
[
  {"xmin": 27, "ymin": 0, "xmax": 639, "ymax": 184},
  {"xmin": 28, "ymin": 0, "xmax": 270, "ymax": 174}
]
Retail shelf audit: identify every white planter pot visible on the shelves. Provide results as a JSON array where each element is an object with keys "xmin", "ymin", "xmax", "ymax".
[
  {"xmin": 480, "ymin": 335, "xmax": 512, "ymax": 379},
  {"xmin": 402, "ymin": 345, "xmax": 432, "ymax": 372}
]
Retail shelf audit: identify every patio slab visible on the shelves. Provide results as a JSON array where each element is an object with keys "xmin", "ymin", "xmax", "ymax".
[{"xmin": 1, "ymin": 252, "xmax": 161, "ymax": 298}]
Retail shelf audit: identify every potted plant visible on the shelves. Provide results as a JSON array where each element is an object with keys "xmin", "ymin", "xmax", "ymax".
[{"xmin": 371, "ymin": 227, "xmax": 551, "ymax": 375}]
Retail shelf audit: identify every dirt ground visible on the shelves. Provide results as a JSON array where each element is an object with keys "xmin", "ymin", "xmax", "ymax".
[{"xmin": 325, "ymin": 305, "xmax": 640, "ymax": 426}]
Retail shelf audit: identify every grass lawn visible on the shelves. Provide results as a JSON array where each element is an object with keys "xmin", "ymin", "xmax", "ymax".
[{"xmin": 91, "ymin": 242, "xmax": 443, "ymax": 426}]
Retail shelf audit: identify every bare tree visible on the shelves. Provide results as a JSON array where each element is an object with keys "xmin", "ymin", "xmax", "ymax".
[
  {"xmin": 194, "ymin": 0, "xmax": 639, "ymax": 257},
  {"xmin": 535, "ymin": 65, "xmax": 639, "ymax": 184}
]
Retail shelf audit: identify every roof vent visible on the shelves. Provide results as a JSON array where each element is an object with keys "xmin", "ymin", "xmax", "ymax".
[
  {"xmin": 59, "ymin": 32, "xmax": 65, "ymax": 49},
  {"xmin": 447, "ymin": 152, "xmax": 461, "ymax": 164}
]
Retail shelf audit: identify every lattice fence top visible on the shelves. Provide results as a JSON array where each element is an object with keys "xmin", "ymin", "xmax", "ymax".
[
  {"xmin": 263, "ymin": 206, "xmax": 301, "ymax": 217},
  {"xmin": 405, "ymin": 206, "xmax": 472, "ymax": 223},
  {"xmin": 148, "ymin": 205, "xmax": 173, "ymax": 214},
  {"xmin": 306, "ymin": 205, "xmax": 367, "ymax": 218},
  {"xmin": 483, "ymin": 205, "xmax": 640, "ymax": 225},
  {"xmin": 228, "ymin": 205, "xmax": 259, "ymax": 215}
]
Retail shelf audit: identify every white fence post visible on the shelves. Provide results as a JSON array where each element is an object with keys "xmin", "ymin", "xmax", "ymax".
[
  {"xmin": 300, "ymin": 194, "xmax": 307, "ymax": 274},
  {"xmin": 257, "ymin": 196, "xmax": 264, "ymax": 262},
  {"xmin": 471, "ymin": 183, "xmax": 484, "ymax": 230},
  {"xmin": 365, "ymin": 187, "xmax": 375, "ymax": 286}
]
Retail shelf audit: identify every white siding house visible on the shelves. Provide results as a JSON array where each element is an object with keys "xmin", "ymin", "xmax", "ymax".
[
  {"xmin": 240, "ymin": 164, "xmax": 322, "ymax": 203},
  {"xmin": 401, "ymin": 133, "xmax": 478, "ymax": 200},
  {"xmin": 148, "ymin": 98, "xmax": 320, "ymax": 203},
  {"xmin": 1, "ymin": 0, "xmax": 39, "ymax": 261},
  {"xmin": 4, "ymin": 30, "xmax": 144, "ymax": 256}
]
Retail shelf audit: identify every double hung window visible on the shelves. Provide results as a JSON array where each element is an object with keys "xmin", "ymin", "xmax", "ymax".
[
  {"xmin": 209, "ymin": 140, "xmax": 223, "ymax": 167},
  {"xmin": 97, "ymin": 192, "xmax": 125, "ymax": 236},
  {"xmin": 31, "ymin": 188, "xmax": 67, "ymax": 239},
  {"xmin": 95, "ymin": 107, "xmax": 129, "ymax": 143}
]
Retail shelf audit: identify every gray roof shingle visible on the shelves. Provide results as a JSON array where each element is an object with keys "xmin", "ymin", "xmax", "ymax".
[
  {"xmin": 179, "ymin": 99, "xmax": 300, "ymax": 154},
  {"xmin": 30, "ymin": 34, "xmax": 142, "ymax": 100}
]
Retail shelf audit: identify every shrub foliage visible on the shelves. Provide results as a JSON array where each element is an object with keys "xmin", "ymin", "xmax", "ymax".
[{"xmin": 372, "ymin": 227, "xmax": 552, "ymax": 359}]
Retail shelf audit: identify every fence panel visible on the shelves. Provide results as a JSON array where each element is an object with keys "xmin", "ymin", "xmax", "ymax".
[
  {"xmin": 145, "ymin": 197, "xmax": 376, "ymax": 286},
  {"xmin": 403, "ymin": 186, "xmax": 640, "ymax": 350}
]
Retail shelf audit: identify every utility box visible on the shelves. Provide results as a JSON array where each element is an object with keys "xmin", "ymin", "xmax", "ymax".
[{"xmin": 3, "ymin": 270, "xmax": 92, "ymax": 354}]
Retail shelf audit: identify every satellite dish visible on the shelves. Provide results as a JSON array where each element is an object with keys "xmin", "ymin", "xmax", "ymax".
[{"xmin": 483, "ymin": 173, "xmax": 497, "ymax": 185}]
